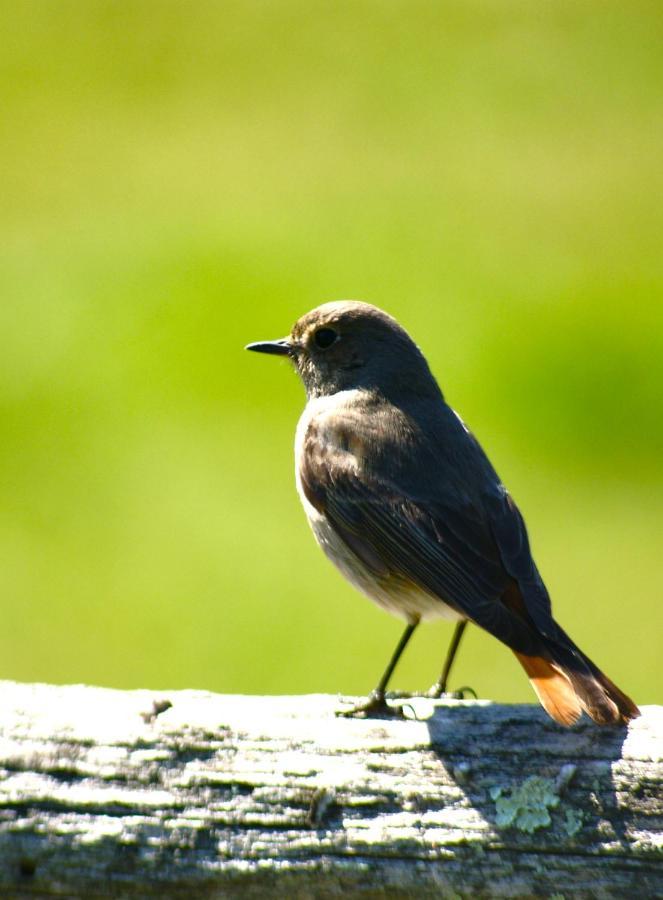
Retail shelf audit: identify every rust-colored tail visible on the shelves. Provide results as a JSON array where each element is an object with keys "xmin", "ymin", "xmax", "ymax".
[
  {"xmin": 515, "ymin": 653, "xmax": 582, "ymax": 726},
  {"xmin": 515, "ymin": 651, "xmax": 640, "ymax": 727}
]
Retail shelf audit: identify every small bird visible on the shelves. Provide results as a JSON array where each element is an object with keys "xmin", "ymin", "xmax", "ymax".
[{"xmin": 246, "ymin": 301, "xmax": 640, "ymax": 726}]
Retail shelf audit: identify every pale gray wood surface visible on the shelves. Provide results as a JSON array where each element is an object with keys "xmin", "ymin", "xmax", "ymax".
[{"xmin": 0, "ymin": 681, "xmax": 660, "ymax": 898}]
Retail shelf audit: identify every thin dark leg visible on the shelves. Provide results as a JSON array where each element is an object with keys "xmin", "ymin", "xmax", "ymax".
[
  {"xmin": 374, "ymin": 621, "xmax": 419, "ymax": 696},
  {"xmin": 430, "ymin": 620, "xmax": 467, "ymax": 697},
  {"xmin": 337, "ymin": 622, "xmax": 418, "ymax": 718}
]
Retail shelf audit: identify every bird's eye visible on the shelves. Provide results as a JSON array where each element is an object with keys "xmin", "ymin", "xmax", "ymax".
[{"xmin": 313, "ymin": 328, "xmax": 338, "ymax": 350}]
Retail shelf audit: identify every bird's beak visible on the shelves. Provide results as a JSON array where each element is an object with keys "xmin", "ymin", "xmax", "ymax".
[{"xmin": 245, "ymin": 337, "xmax": 292, "ymax": 357}]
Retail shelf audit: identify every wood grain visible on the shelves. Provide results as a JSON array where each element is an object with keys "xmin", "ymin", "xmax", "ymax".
[{"xmin": 0, "ymin": 682, "xmax": 660, "ymax": 898}]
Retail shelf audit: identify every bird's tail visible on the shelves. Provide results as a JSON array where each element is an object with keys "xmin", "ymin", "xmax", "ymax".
[{"xmin": 515, "ymin": 644, "xmax": 640, "ymax": 727}]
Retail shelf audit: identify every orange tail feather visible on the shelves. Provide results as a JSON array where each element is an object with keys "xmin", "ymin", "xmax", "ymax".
[
  {"xmin": 515, "ymin": 652, "xmax": 582, "ymax": 726},
  {"xmin": 515, "ymin": 651, "xmax": 640, "ymax": 726}
]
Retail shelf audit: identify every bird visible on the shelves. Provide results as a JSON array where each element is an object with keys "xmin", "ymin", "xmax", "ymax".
[{"xmin": 246, "ymin": 301, "xmax": 640, "ymax": 726}]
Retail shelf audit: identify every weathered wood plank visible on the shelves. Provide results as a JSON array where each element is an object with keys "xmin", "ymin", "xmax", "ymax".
[{"xmin": 0, "ymin": 682, "xmax": 660, "ymax": 898}]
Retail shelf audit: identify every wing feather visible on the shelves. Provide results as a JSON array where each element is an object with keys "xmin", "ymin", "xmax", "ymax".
[{"xmin": 300, "ymin": 439, "xmax": 543, "ymax": 656}]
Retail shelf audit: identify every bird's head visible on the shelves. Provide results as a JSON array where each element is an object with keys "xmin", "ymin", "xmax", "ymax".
[{"xmin": 246, "ymin": 300, "xmax": 440, "ymax": 401}]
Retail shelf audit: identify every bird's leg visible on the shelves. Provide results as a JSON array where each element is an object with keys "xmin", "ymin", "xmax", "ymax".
[
  {"xmin": 337, "ymin": 622, "xmax": 418, "ymax": 718},
  {"xmin": 429, "ymin": 620, "xmax": 469, "ymax": 698}
]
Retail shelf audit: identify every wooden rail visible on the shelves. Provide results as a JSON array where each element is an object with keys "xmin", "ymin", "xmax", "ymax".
[{"xmin": 0, "ymin": 681, "xmax": 660, "ymax": 897}]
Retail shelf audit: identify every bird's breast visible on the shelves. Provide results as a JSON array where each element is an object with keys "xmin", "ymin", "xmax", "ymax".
[{"xmin": 293, "ymin": 393, "xmax": 463, "ymax": 624}]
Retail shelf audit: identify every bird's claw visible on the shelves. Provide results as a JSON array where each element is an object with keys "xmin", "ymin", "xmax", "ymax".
[
  {"xmin": 336, "ymin": 684, "xmax": 478, "ymax": 719},
  {"xmin": 336, "ymin": 692, "xmax": 407, "ymax": 719},
  {"xmin": 427, "ymin": 684, "xmax": 478, "ymax": 700}
]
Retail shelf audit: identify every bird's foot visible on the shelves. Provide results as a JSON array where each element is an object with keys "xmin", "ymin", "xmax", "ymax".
[
  {"xmin": 336, "ymin": 691, "xmax": 406, "ymax": 719},
  {"xmin": 427, "ymin": 684, "xmax": 478, "ymax": 700}
]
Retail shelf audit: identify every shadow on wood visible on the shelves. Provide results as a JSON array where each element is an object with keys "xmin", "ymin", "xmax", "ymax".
[{"xmin": 0, "ymin": 682, "xmax": 660, "ymax": 898}]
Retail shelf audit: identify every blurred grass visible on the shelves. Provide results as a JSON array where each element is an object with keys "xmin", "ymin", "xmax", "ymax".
[{"xmin": 0, "ymin": 1, "xmax": 661, "ymax": 705}]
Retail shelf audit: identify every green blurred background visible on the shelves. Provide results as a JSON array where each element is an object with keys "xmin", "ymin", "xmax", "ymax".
[{"xmin": 1, "ymin": 1, "xmax": 661, "ymax": 705}]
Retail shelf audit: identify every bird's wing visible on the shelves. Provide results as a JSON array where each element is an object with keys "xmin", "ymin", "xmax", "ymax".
[
  {"xmin": 299, "ymin": 433, "xmax": 543, "ymax": 656},
  {"xmin": 484, "ymin": 487, "xmax": 556, "ymax": 636}
]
